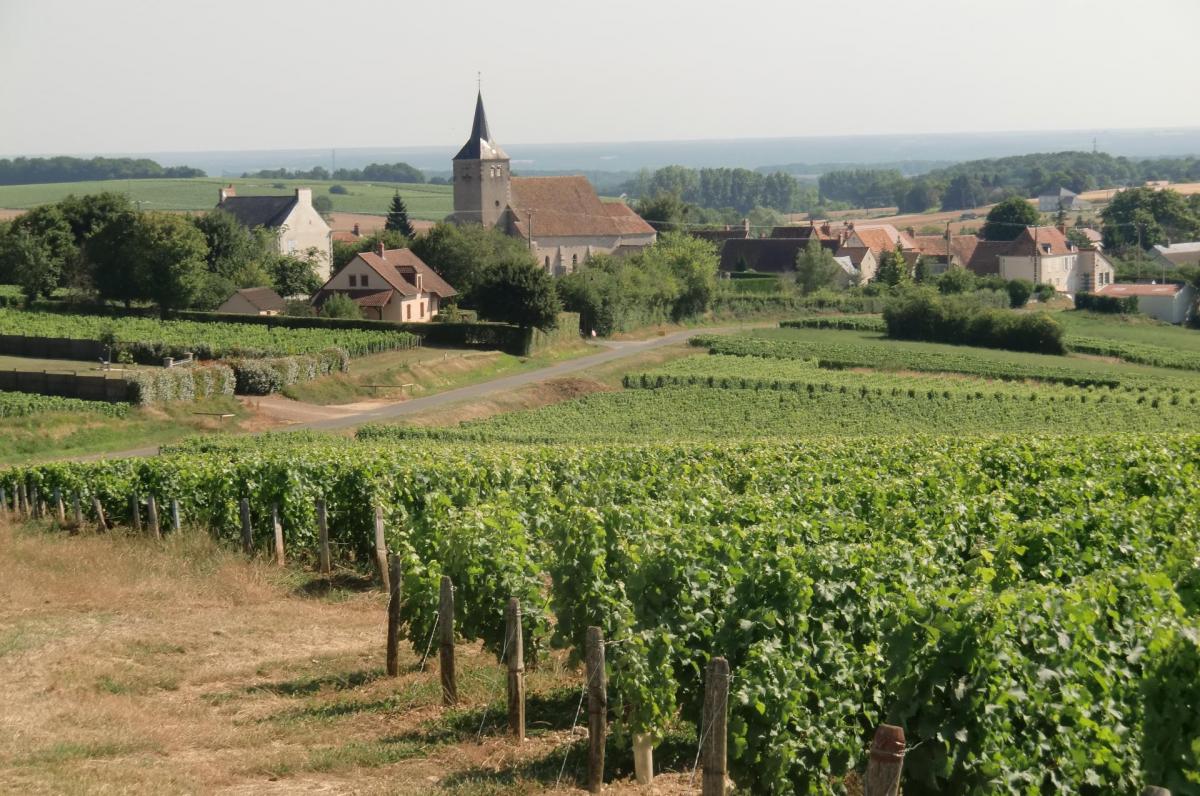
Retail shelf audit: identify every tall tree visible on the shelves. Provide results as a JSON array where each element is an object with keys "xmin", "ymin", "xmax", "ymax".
[
  {"xmin": 981, "ymin": 197, "xmax": 1042, "ymax": 241},
  {"xmin": 3, "ymin": 226, "xmax": 57, "ymax": 301},
  {"xmin": 411, "ymin": 222, "xmax": 535, "ymax": 303},
  {"xmin": 1100, "ymin": 187, "xmax": 1200, "ymax": 251},
  {"xmin": 384, "ymin": 192, "xmax": 416, "ymax": 238},
  {"xmin": 874, "ymin": 245, "xmax": 910, "ymax": 287},
  {"xmin": 133, "ymin": 213, "xmax": 209, "ymax": 317},
  {"xmin": 794, "ymin": 238, "xmax": 841, "ymax": 294},
  {"xmin": 86, "ymin": 211, "xmax": 143, "ymax": 307},
  {"xmin": 634, "ymin": 192, "xmax": 690, "ymax": 233},
  {"xmin": 637, "ymin": 232, "xmax": 719, "ymax": 320},
  {"xmin": 474, "ymin": 259, "xmax": 561, "ymax": 329}
]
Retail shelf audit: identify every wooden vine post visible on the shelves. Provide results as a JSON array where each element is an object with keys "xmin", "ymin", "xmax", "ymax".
[
  {"xmin": 586, "ymin": 626, "xmax": 606, "ymax": 793},
  {"xmin": 17, "ymin": 482, "xmax": 27, "ymax": 517},
  {"xmin": 239, "ymin": 498, "xmax": 253, "ymax": 555},
  {"xmin": 316, "ymin": 498, "xmax": 331, "ymax": 575},
  {"xmin": 438, "ymin": 575, "xmax": 457, "ymax": 706},
  {"xmin": 147, "ymin": 495, "xmax": 161, "ymax": 540},
  {"xmin": 864, "ymin": 724, "xmax": 906, "ymax": 796},
  {"xmin": 373, "ymin": 506, "xmax": 389, "ymax": 592},
  {"xmin": 92, "ymin": 496, "xmax": 107, "ymax": 531},
  {"xmin": 170, "ymin": 499, "xmax": 181, "ymax": 533},
  {"xmin": 130, "ymin": 493, "xmax": 142, "ymax": 533},
  {"xmin": 272, "ymin": 504, "xmax": 285, "ymax": 566},
  {"xmin": 0, "ymin": 486, "xmax": 7, "ymax": 518},
  {"xmin": 386, "ymin": 553, "xmax": 402, "ymax": 676},
  {"xmin": 30, "ymin": 485, "xmax": 40, "ymax": 519},
  {"xmin": 53, "ymin": 487, "xmax": 65, "ymax": 524},
  {"xmin": 702, "ymin": 656, "xmax": 730, "ymax": 796},
  {"xmin": 505, "ymin": 597, "xmax": 525, "ymax": 741},
  {"xmin": 72, "ymin": 494, "xmax": 83, "ymax": 528}
]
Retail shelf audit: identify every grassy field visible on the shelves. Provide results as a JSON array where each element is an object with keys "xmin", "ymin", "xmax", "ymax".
[
  {"xmin": 1056, "ymin": 310, "xmax": 1200, "ymax": 351},
  {"xmin": 0, "ymin": 177, "xmax": 453, "ymax": 220},
  {"xmin": 0, "ymin": 396, "xmax": 250, "ymax": 465},
  {"xmin": 0, "ymin": 519, "xmax": 699, "ymax": 795}
]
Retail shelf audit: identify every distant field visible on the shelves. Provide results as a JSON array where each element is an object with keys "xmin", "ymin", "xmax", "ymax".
[{"xmin": 0, "ymin": 177, "xmax": 453, "ymax": 220}]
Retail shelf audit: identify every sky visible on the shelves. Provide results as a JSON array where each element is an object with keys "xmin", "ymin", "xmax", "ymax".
[{"xmin": 1, "ymin": 0, "xmax": 1199, "ymax": 156}]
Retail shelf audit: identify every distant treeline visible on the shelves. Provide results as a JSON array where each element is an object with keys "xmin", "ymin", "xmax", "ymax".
[
  {"xmin": 242, "ymin": 162, "xmax": 426, "ymax": 184},
  {"xmin": 819, "ymin": 152, "xmax": 1200, "ymax": 212},
  {"xmin": 621, "ymin": 166, "xmax": 820, "ymax": 215},
  {"xmin": 0, "ymin": 156, "xmax": 205, "ymax": 186}
]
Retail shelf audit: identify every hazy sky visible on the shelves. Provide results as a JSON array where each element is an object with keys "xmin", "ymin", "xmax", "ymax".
[{"xmin": 1, "ymin": 0, "xmax": 1198, "ymax": 156}]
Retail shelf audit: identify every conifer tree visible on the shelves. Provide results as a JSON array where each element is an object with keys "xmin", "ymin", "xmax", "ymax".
[{"xmin": 384, "ymin": 192, "xmax": 416, "ymax": 238}]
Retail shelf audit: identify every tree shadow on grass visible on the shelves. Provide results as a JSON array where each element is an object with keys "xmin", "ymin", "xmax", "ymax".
[
  {"xmin": 245, "ymin": 667, "xmax": 383, "ymax": 697},
  {"xmin": 440, "ymin": 726, "xmax": 700, "ymax": 791},
  {"xmin": 292, "ymin": 571, "xmax": 378, "ymax": 598}
]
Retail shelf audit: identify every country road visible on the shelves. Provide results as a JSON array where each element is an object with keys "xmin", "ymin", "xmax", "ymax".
[{"xmin": 85, "ymin": 325, "xmax": 736, "ymax": 461}]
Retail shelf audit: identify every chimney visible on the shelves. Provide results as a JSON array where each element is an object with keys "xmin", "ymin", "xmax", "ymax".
[
  {"xmin": 295, "ymin": 187, "xmax": 313, "ymax": 206},
  {"xmin": 742, "ymin": 218, "xmax": 750, "ymax": 237},
  {"xmin": 352, "ymin": 223, "xmax": 360, "ymax": 236},
  {"xmin": 375, "ymin": 241, "xmax": 386, "ymax": 257},
  {"xmin": 218, "ymin": 184, "xmax": 236, "ymax": 203}
]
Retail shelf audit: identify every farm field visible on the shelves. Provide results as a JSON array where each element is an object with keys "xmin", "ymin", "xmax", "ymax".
[
  {"xmin": 4, "ymin": 316, "xmax": 1200, "ymax": 793},
  {"xmin": 0, "ymin": 177, "xmax": 453, "ymax": 219}
]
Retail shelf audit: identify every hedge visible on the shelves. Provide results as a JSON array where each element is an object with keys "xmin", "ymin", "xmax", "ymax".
[
  {"xmin": 126, "ymin": 365, "xmax": 235, "ymax": 405},
  {"xmin": 1075, "ymin": 292, "xmax": 1139, "ymax": 314},
  {"xmin": 231, "ymin": 348, "xmax": 350, "ymax": 395},
  {"xmin": 883, "ymin": 289, "xmax": 1067, "ymax": 355}
]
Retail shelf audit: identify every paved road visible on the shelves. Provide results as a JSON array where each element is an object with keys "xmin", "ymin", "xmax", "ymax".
[{"xmin": 85, "ymin": 325, "xmax": 735, "ymax": 460}]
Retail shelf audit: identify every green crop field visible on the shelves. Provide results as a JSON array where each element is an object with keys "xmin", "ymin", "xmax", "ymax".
[
  {"xmin": 0, "ymin": 177, "xmax": 453, "ymax": 219},
  {"xmin": 7, "ymin": 318, "xmax": 1200, "ymax": 794}
]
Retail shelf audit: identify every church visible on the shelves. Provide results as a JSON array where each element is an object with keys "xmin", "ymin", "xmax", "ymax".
[{"xmin": 447, "ymin": 92, "xmax": 657, "ymax": 275}]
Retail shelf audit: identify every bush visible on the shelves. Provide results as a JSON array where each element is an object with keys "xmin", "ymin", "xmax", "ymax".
[
  {"xmin": 1033, "ymin": 283, "xmax": 1057, "ymax": 302},
  {"xmin": 320, "ymin": 293, "xmax": 363, "ymax": 319},
  {"xmin": 328, "ymin": 184, "xmax": 348, "ymax": 195},
  {"xmin": 1075, "ymin": 292, "xmax": 1138, "ymax": 314},
  {"xmin": 125, "ymin": 364, "xmax": 235, "ymax": 405},
  {"xmin": 231, "ymin": 347, "xmax": 349, "ymax": 395},
  {"xmin": 1006, "ymin": 278, "xmax": 1033, "ymax": 308},
  {"xmin": 883, "ymin": 288, "xmax": 1066, "ymax": 355}
]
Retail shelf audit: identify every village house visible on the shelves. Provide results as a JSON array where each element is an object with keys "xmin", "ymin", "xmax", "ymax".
[
  {"xmin": 965, "ymin": 225, "xmax": 1115, "ymax": 293},
  {"xmin": 910, "ymin": 234, "xmax": 980, "ymax": 275},
  {"xmin": 1152, "ymin": 241, "xmax": 1200, "ymax": 270},
  {"xmin": 1038, "ymin": 187, "xmax": 1089, "ymax": 213},
  {"xmin": 217, "ymin": 287, "xmax": 285, "ymax": 316},
  {"xmin": 1096, "ymin": 282, "xmax": 1196, "ymax": 325},
  {"xmin": 310, "ymin": 243, "xmax": 455, "ymax": 323},
  {"xmin": 216, "ymin": 186, "xmax": 334, "ymax": 280},
  {"xmin": 447, "ymin": 92, "xmax": 657, "ymax": 275}
]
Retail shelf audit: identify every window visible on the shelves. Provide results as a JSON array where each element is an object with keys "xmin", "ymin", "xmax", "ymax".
[
  {"xmin": 361, "ymin": 275, "xmax": 368, "ymax": 287},
  {"xmin": 349, "ymin": 274, "xmax": 357, "ymax": 287},
  {"xmin": 544, "ymin": 256, "xmax": 550, "ymax": 269},
  {"xmin": 406, "ymin": 304, "xmax": 412, "ymax": 320},
  {"xmin": 571, "ymin": 254, "xmax": 578, "ymax": 267},
  {"xmin": 421, "ymin": 301, "xmax": 426, "ymax": 316}
]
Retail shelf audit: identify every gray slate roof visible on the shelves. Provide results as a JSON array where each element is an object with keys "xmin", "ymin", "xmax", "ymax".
[
  {"xmin": 216, "ymin": 195, "xmax": 297, "ymax": 229},
  {"xmin": 453, "ymin": 91, "xmax": 508, "ymax": 161}
]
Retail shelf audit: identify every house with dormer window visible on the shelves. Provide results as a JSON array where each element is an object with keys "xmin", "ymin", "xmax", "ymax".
[{"xmin": 310, "ymin": 243, "xmax": 456, "ymax": 322}]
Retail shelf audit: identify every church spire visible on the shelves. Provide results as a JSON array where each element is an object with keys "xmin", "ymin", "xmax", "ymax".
[{"xmin": 454, "ymin": 90, "xmax": 506, "ymax": 161}]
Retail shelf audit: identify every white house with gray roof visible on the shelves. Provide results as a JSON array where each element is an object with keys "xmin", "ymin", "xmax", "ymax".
[{"xmin": 216, "ymin": 186, "xmax": 333, "ymax": 280}]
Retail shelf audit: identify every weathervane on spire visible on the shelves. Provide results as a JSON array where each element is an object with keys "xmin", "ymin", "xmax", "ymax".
[{"xmin": 477, "ymin": 71, "xmax": 481, "ymax": 91}]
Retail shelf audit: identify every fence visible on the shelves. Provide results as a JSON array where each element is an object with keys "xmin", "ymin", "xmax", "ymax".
[
  {"xmin": 0, "ymin": 369, "xmax": 129, "ymax": 402},
  {"xmin": 0, "ymin": 334, "xmax": 108, "ymax": 361},
  {"xmin": 1, "ymin": 486, "xmax": 1178, "ymax": 796}
]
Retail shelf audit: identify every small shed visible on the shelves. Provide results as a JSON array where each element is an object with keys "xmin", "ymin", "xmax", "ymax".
[
  {"xmin": 1095, "ymin": 283, "xmax": 1196, "ymax": 325},
  {"xmin": 218, "ymin": 287, "xmax": 286, "ymax": 316}
]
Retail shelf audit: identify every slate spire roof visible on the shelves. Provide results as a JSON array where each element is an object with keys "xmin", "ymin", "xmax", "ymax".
[{"xmin": 454, "ymin": 91, "xmax": 508, "ymax": 161}]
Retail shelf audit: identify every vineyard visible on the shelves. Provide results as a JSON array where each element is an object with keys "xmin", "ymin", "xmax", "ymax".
[
  {"xmin": 0, "ymin": 390, "xmax": 130, "ymax": 418},
  {"xmin": 7, "ymin": 435, "xmax": 1200, "ymax": 793},
  {"xmin": 0, "ymin": 308, "xmax": 419, "ymax": 360}
]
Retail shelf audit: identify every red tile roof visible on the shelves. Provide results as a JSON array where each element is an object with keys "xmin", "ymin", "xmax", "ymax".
[
  {"xmin": 357, "ymin": 248, "xmax": 457, "ymax": 299},
  {"xmin": 965, "ymin": 240, "xmax": 1013, "ymax": 276},
  {"xmin": 508, "ymin": 176, "xmax": 656, "ymax": 238},
  {"xmin": 1005, "ymin": 226, "xmax": 1074, "ymax": 257},
  {"xmin": 1097, "ymin": 283, "xmax": 1187, "ymax": 297},
  {"xmin": 848, "ymin": 225, "xmax": 916, "ymax": 256}
]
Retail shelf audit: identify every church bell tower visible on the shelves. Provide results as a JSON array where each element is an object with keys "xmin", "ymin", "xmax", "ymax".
[{"xmin": 451, "ymin": 91, "xmax": 510, "ymax": 228}]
